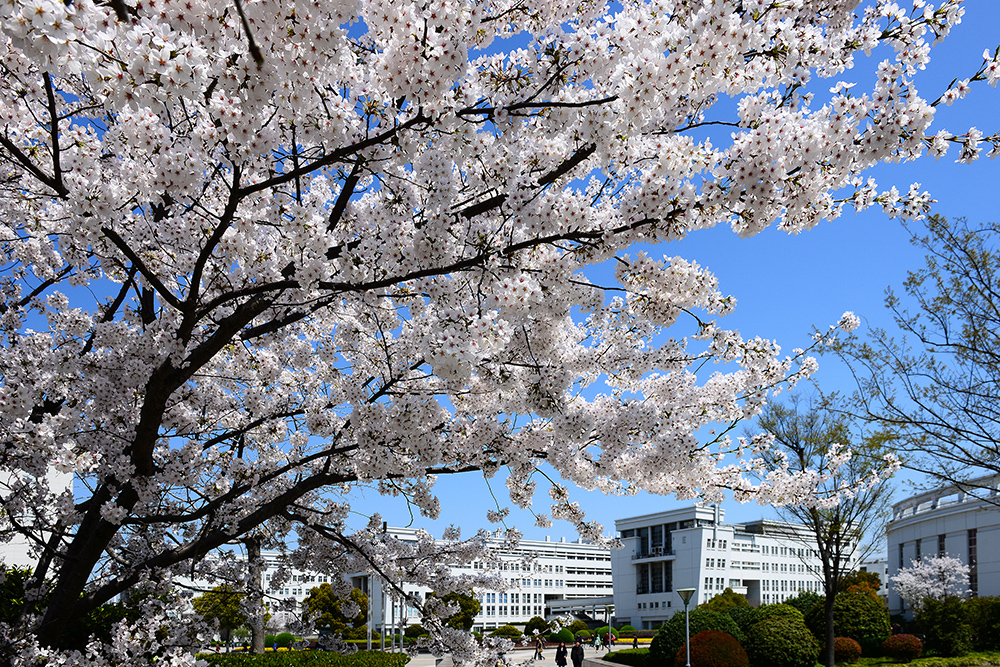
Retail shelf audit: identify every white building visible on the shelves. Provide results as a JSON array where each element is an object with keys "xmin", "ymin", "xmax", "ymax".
[
  {"xmin": 886, "ymin": 475, "xmax": 1000, "ymax": 616},
  {"xmin": 363, "ymin": 528, "xmax": 614, "ymax": 634},
  {"xmin": 858, "ymin": 557, "xmax": 889, "ymax": 605},
  {"xmin": 612, "ymin": 506, "xmax": 846, "ymax": 630},
  {"xmin": 227, "ymin": 528, "xmax": 612, "ymax": 635}
]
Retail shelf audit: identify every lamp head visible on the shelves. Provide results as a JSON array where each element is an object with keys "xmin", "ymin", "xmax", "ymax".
[{"xmin": 676, "ymin": 588, "xmax": 696, "ymax": 605}]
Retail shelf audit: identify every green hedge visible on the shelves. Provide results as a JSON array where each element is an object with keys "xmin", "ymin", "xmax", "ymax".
[
  {"xmin": 650, "ymin": 608, "xmax": 744, "ymax": 666},
  {"xmin": 602, "ymin": 648, "xmax": 649, "ymax": 667},
  {"xmin": 199, "ymin": 651, "xmax": 410, "ymax": 667},
  {"xmin": 744, "ymin": 615, "xmax": 819, "ymax": 667}
]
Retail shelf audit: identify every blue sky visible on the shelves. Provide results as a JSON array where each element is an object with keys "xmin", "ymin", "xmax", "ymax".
[{"xmin": 356, "ymin": 2, "xmax": 1000, "ymax": 547}]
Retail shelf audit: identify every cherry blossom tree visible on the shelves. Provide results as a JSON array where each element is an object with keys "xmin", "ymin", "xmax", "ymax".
[
  {"xmin": 0, "ymin": 0, "xmax": 995, "ymax": 663},
  {"xmin": 891, "ymin": 554, "xmax": 971, "ymax": 611}
]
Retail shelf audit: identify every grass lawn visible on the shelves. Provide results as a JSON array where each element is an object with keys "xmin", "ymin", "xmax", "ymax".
[{"xmin": 848, "ymin": 652, "xmax": 1000, "ymax": 667}]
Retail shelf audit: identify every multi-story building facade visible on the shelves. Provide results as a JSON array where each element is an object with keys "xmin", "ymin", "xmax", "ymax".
[
  {"xmin": 363, "ymin": 528, "xmax": 613, "ymax": 634},
  {"xmin": 224, "ymin": 528, "xmax": 612, "ymax": 634},
  {"xmin": 886, "ymin": 475, "xmax": 1000, "ymax": 616},
  {"xmin": 612, "ymin": 506, "xmax": 846, "ymax": 629}
]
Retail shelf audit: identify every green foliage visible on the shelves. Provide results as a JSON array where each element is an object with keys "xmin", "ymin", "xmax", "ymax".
[
  {"xmin": 568, "ymin": 620, "xmax": 590, "ymax": 634},
  {"xmin": 578, "ymin": 630, "xmax": 592, "ymax": 638},
  {"xmin": 404, "ymin": 624, "xmax": 427, "ymax": 639},
  {"xmin": 193, "ymin": 584, "xmax": 248, "ymax": 641},
  {"xmin": 549, "ymin": 628, "xmax": 575, "ymax": 643},
  {"xmin": 744, "ymin": 615, "xmax": 820, "ymax": 667},
  {"xmin": 0, "ymin": 566, "xmax": 37, "ymax": 625},
  {"xmin": 839, "ymin": 570, "xmax": 882, "ymax": 593},
  {"xmin": 524, "ymin": 616, "xmax": 552, "ymax": 637},
  {"xmin": 276, "ymin": 632, "xmax": 295, "ymax": 648},
  {"xmin": 649, "ymin": 608, "xmax": 744, "ymax": 666},
  {"xmin": 198, "ymin": 650, "xmax": 411, "ymax": 667},
  {"xmin": 265, "ymin": 635, "xmax": 277, "ymax": 646},
  {"xmin": 595, "ymin": 626, "xmax": 619, "ymax": 638},
  {"xmin": 490, "ymin": 624, "xmax": 522, "ymax": 639},
  {"xmin": 966, "ymin": 597, "xmax": 1000, "ymax": 651},
  {"xmin": 673, "ymin": 630, "xmax": 748, "ymax": 667},
  {"xmin": 700, "ymin": 588, "xmax": 750, "ymax": 612},
  {"xmin": 784, "ymin": 591, "xmax": 824, "ymax": 617},
  {"xmin": 426, "ymin": 591, "xmax": 481, "ymax": 632},
  {"xmin": 757, "ymin": 603, "xmax": 804, "ymax": 622},
  {"xmin": 601, "ymin": 649, "xmax": 649, "ymax": 667},
  {"xmin": 916, "ymin": 597, "xmax": 972, "ymax": 657},
  {"xmin": 804, "ymin": 590, "xmax": 890, "ymax": 655},
  {"xmin": 725, "ymin": 606, "xmax": 760, "ymax": 635},
  {"xmin": 302, "ymin": 585, "xmax": 367, "ymax": 635},
  {"xmin": 882, "ymin": 634, "xmax": 923, "ymax": 663},
  {"xmin": 618, "ymin": 625, "xmax": 637, "ymax": 635},
  {"xmin": 827, "ymin": 637, "xmax": 862, "ymax": 664}
]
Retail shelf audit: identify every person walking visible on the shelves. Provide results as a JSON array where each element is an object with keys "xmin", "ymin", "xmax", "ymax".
[
  {"xmin": 571, "ymin": 639, "xmax": 585, "ymax": 667},
  {"xmin": 534, "ymin": 636, "xmax": 545, "ymax": 661},
  {"xmin": 555, "ymin": 642, "xmax": 568, "ymax": 667},
  {"xmin": 632, "ymin": 636, "xmax": 638, "ymax": 650}
]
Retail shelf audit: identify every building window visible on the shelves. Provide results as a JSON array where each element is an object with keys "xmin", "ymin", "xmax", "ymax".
[
  {"xmin": 899, "ymin": 543, "xmax": 905, "ymax": 569},
  {"xmin": 939, "ymin": 534, "xmax": 946, "ymax": 556},
  {"xmin": 915, "ymin": 539, "xmax": 921, "ymax": 561},
  {"xmin": 969, "ymin": 529, "xmax": 978, "ymax": 597}
]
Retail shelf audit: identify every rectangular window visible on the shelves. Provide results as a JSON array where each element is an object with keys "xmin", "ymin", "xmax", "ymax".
[
  {"xmin": 969, "ymin": 529, "xmax": 979, "ymax": 597},
  {"xmin": 651, "ymin": 562, "xmax": 664, "ymax": 594},
  {"xmin": 939, "ymin": 534, "xmax": 947, "ymax": 556},
  {"xmin": 899, "ymin": 543, "xmax": 905, "ymax": 569},
  {"xmin": 915, "ymin": 539, "xmax": 921, "ymax": 561}
]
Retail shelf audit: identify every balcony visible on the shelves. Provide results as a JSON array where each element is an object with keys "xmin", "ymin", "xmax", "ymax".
[{"xmin": 632, "ymin": 547, "xmax": 675, "ymax": 560}]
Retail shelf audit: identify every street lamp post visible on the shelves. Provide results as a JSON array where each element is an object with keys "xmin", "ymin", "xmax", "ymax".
[{"xmin": 676, "ymin": 588, "xmax": 696, "ymax": 667}]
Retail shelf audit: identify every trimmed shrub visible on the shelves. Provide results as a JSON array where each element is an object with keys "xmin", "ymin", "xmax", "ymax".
[
  {"xmin": 199, "ymin": 651, "xmax": 411, "ymax": 667},
  {"xmin": 403, "ymin": 624, "xmax": 426, "ymax": 638},
  {"xmin": 673, "ymin": 630, "xmax": 749, "ymax": 667},
  {"xmin": 649, "ymin": 608, "xmax": 744, "ymax": 666},
  {"xmin": 744, "ymin": 616, "xmax": 819, "ymax": 667},
  {"xmin": 915, "ymin": 596, "xmax": 971, "ymax": 657},
  {"xmin": 276, "ymin": 632, "xmax": 295, "ymax": 648},
  {"xmin": 784, "ymin": 591, "xmax": 823, "ymax": 618},
  {"xmin": 725, "ymin": 606, "xmax": 759, "ymax": 635},
  {"xmin": 804, "ymin": 589, "xmax": 890, "ymax": 655},
  {"xmin": 264, "ymin": 635, "xmax": 277, "ymax": 646},
  {"xmin": 881, "ymin": 634, "xmax": 923, "ymax": 663},
  {"xmin": 756, "ymin": 604, "xmax": 804, "ymax": 623},
  {"xmin": 700, "ymin": 588, "xmax": 750, "ymax": 612},
  {"xmin": 966, "ymin": 596, "xmax": 1000, "ymax": 651},
  {"xmin": 602, "ymin": 649, "xmax": 649, "ymax": 667},
  {"xmin": 619, "ymin": 625, "xmax": 637, "ymax": 635},
  {"xmin": 594, "ymin": 626, "xmax": 619, "ymax": 638},
  {"xmin": 568, "ymin": 620, "xmax": 590, "ymax": 634},
  {"xmin": 578, "ymin": 630, "xmax": 592, "ymax": 639},
  {"xmin": 490, "ymin": 624, "xmax": 522, "ymax": 639},
  {"xmin": 825, "ymin": 637, "xmax": 862, "ymax": 664},
  {"xmin": 549, "ymin": 628, "xmax": 574, "ymax": 643}
]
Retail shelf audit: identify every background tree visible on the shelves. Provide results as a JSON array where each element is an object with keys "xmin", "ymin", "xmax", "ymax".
[
  {"xmin": 754, "ymin": 396, "xmax": 895, "ymax": 667},
  {"xmin": 891, "ymin": 555, "xmax": 971, "ymax": 612},
  {"xmin": 523, "ymin": 615, "xmax": 552, "ymax": 637},
  {"xmin": 0, "ymin": 0, "xmax": 995, "ymax": 663},
  {"xmin": 301, "ymin": 584, "xmax": 367, "ymax": 636},
  {"xmin": 835, "ymin": 216, "xmax": 1000, "ymax": 493},
  {"xmin": 839, "ymin": 570, "xmax": 882, "ymax": 594},
  {"xmin": 192, "ymin": 585, "xmax": 248, "ymax": 651},
  {"xmin": 700, "ymin": 588, "xmax": 750, "ymax": 612},
  {"xmin": 426, "ymin": 591, "xmax": 481, "ymax": 632}
]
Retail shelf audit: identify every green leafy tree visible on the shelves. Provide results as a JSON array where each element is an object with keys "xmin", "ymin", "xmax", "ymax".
[
  {"xmin": 839, "ymin": 570, "xmax": 881, "ymax": 593},
  {"xmin": 192, "ymin": 584, "xmax": 248, "ymax": 650},
  {"xmin": 784, "ymin": 591, "xmax": 824, "ymax": 617},
  {"xmin": 804, "ymin": 588, "xmax": 890, "ymax": 656},
  {"xmin": 302, "ymin": 584, "xmax": 367, "ymax": 635},
  {"xmin": 524, "ymin": 615, "xmax": 552, "ymax": 636},
  {"xmin": 834, "ymin": 216, "xmax": 1000, "ymax": 492},
  {"xmin": 491, "ymin": 624, "xmax": 523, "ymax": 639},
  {"xmin": 754, "ymin": 396, "xmax": 894, "ymax": 667},
  {"xmin": 426, "ymin": 591, "xmax": 481, "ymax": 632},
  {"xmin": 700, "ymin": 588, "xmax": 750, "ymax": 612},
  {"xmin": 568, "ymin": 620, "xmax": 590, "ymax": 635},
  {"xmin": 650, "ymin": 608, "xmax": 743, "ymax": 666}
]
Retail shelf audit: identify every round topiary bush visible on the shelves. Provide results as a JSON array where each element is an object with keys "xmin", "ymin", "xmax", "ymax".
[
  {"xmin": 549, "ymin": 628, "xmax": 575, "ymax": 643},
  {"xmin": 650, "ymin": 608, "xmax": 744, "ymax": 666},
  {"xmin": 824, "ymin": 637, "xmax": 861, "ymax": 664},
  {"xmin": 275, "ymin": 632, "xmax": 295, "ymax": 648},
  {"xmin": 744, "ymin": 616, "xmax": 819, "ymax": 667},
  {"xmin": 264, "ymin": 634, "xmax": 277, "ymax": 647},
  {"xmin": 619, "ymin": 625, "xmax": 637, "ymax": 635},
  {"xmin": 805, "ymin": 589, "xmax": 890, "ymax": 655},
  {"xmin": 595, "ymin": 626, "xmax": 619, "ymax": 638},
  {"xmin": 578, "ymin": 630, "xmax": 592, "ymax": 639},
  {"xmin": 756, "ymin": 604, "xmax": 804, "ymax": 623},
  {"xmin": 881, "ymin": 634, "xmax": 923, "ymax": 663},
  {"xmin": 490, "ymin": 624, "xmax": 523, "ymax": 639},
  {"xmin": 725, "ymin": 606, "xmax": 760, "ymax": 635},
  {"xmin": 673, "ymin": 630, "xmax": 749, "ymax": 667}
]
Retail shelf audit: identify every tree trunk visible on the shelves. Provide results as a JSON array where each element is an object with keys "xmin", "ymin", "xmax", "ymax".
[
  {"xmin": 245, "ymin": 535, "xmax": 267, "ymax": 654},
  {"xmin": 823, "ymin": 592, "xmax": 837, "ymax": 667}
]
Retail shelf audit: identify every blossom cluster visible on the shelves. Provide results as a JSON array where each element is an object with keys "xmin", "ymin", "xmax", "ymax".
[{"xmin": 0, "ymin": 0, "xmax": 994, "ymax": 662}]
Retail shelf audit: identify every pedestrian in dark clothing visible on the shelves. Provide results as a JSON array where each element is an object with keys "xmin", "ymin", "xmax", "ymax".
[
  {"xmin": 534, "ymin": 637, "xmax": 545, "ymax": 661},
  {"xmin": 631, "ymin": 637, "xmax": 638, "ymax": 650},
  {"xmin": 555, "ymin": 642, "xmax": 568, "ymax": 667},
  {"xmin": 571, "ymin": 639, "xmax": 585, "ymax": 667}
]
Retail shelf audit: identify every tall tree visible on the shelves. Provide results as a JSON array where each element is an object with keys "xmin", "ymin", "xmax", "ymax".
[
  {"xmin": 427, "ymin": 591, "xmax": 482, "ymax": 632},
  {"xmin": 192, "ymin": 585, "xmax": 248, "ymax": 651},
  {"xmin": 302, "ymin": 584, "xmax": 368, "ymax": 636},
  {"xmin": 755, "ymin": 397, "xmax": 895, "ymax": 667},
  {"xmin": 0, "ymin": 0, "xmax": 995, "ymax": 663},
  {"xmin": 835, "ymin": 216, "xmax": 1000, "ymax": 494}
]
